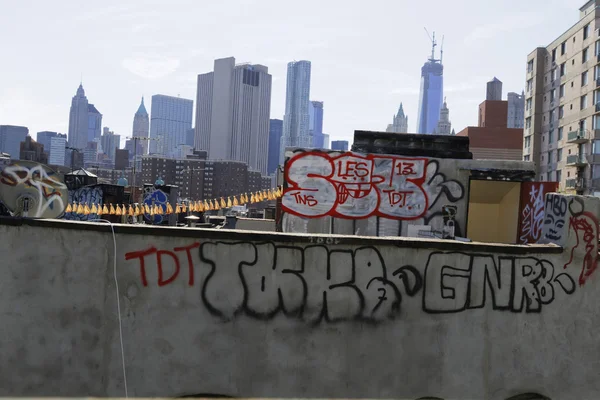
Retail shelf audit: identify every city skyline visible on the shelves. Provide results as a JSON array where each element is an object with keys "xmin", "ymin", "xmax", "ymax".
[{"xmin": 1, "ymin": 0, "xmax": 578, "ymax": 146}]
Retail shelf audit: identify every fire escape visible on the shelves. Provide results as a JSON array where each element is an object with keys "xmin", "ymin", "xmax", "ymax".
[{"xmin": 564, "ymin": 124, "xmax": 599, "ymax": 194}]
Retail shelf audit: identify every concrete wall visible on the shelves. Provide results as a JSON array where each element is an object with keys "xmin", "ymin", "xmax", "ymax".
[
  {"xmin": 233, "ymin": 217, "xmax": 276, "ymax": 232},
  {"xmin": 281, "ymin": 148, "xmax": 535, "ymax": 238},
  {"xmin": 0, "ymin": 193, "xmax": 598, "ymax": 399}
]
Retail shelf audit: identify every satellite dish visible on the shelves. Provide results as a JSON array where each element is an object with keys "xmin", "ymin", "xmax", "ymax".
[{"xmin": 0, "ymin": 161, "xmax": 68, "ymax": 219}]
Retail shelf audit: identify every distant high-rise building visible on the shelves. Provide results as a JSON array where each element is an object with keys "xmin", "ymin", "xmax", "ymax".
[
  {"xmin": 435, "ymin": 98, "xmax": 452, "ymax": 135},
  {"xmin": 100, "ymin": 127, "xmax": 121, "ymax": 162},
  {"xmin": 132, "ymin": 97, "xmax": 150, "ymax": 155},
  {"xmin": 486, "ymin": 77, "xmax": 503, "ymax": 101},
  {"xmin": 49, "ymin": 136, "xmax": 67, "ymax": 166},
  {"xmin": 68, "ymin": 84, "xmax": 89, "ymax": 150},
  {"xmin": 20, "ymin": 136, "xmax": 48, "ymax": 164},
  {"xmin": 268, "ymin": 119, "xmax": 283, "ymax": 175},
  {"xmin": 87, "ymin": 104, "xmax": 102, "ymax": 143},
  {"xmin": 322, "ymin": 133, "xmax": 330, "ymax": 149},
  {"xmin": 0, "ymin": 125, "xmax": 28, "ymax": 159},
  {"xmin": 507, "ymin": 91, "xmax": 525, "ymax": 129},
  {"xmin": 83, "ymin": 141, "xmax": 98, "ymax": 166},
  {"xmin": 149, "ymin": 94, "xmax": 193, "ymax": 158},
  {"xmin": 331, "ymin": 140, "xmax": 349, "ymax": 152},
  {"xmin": 281, "ymin": 60, "xmax": 311, "ymax": 161},
  {"xmin": 114, "ymin": 149, "xmax": 129, "ymax": 171},
  {"xmin": 37, "ymin": 131, "xmax": 61, "ymax": 155},
  {"xmin": 186, "ymin": 128, "xmax": 195, "ymax": 147},
  {"xmin": 386, "ymin": 103, "xmax": 409, "ymax": 133},
  {"xmin": 416, "ymin": 33, "xmax": 444, "ymax": 134},
  {"xmin": 309, "ymin": 101, "xmax": 324, "ymax": 148},
  {"xmin": 194, "ymin": 57, "xmax": 272, "ymax": 174}
]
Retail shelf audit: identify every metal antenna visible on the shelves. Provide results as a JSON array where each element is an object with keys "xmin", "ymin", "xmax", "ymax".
[
  {"xmin": 440, "ymin": 35, "xmax": 445, "ymax": 63},
  {"xmin": 424, "ymin": 28, "xmax": 437, "ymax": 61}
]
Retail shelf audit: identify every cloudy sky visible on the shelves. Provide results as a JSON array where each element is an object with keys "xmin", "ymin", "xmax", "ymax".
[{"xmin": 0, "ymin": 0, "xmax": 580, "ymax": 146}]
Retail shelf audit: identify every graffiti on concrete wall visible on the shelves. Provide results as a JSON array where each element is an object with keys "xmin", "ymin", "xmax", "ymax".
[
  {"xmin": 517, "ymin": 182, "xmax": 557, "ymax": 244},
  {"xmin": 125, "ymin": 241, "xmax": 577, "ymax": 324},
  {"xmin": 564, "ymin": 197, "xmax": 599, "ymax": 286},
  {"xmin": 543, "ymin": 193, "xmax": 568, "ymax": 243},
  {"xmin": 282, "ymin": 152, "xmax": 464, "ymax": 221},
  {"xmin": 143, "ymin": 186, "xmax": 168, "ymax": 225},
  {"xmin": 0, "ymin": 161, "xmax": 67, "ymax": 218},
  {"xmin": 63, "ymin": 186, "xmax": 103, "ymax": 221}
]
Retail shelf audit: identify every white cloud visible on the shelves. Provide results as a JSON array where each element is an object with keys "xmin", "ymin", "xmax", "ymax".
[{"xmin": 122, "ymin": 55, "xmax": 181, "ymax": 80}]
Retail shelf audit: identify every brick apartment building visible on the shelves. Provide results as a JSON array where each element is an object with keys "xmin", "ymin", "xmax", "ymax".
[{"xmin": 457, "ymin": 95, "xmax": 523, "ymax": 161}]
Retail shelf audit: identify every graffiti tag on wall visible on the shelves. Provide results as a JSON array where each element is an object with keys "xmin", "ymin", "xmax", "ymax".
[
  {"xmin": 517, "ymin": 182, "xmax": 557, "ymax": 244},
  {"xmin": 282, "ymin": 151, "xmax": 464, "ymax": 220},
  {"xmin": 0, "ymin": 161, "xmax": 67, "ymax": 218},
  {"xmin": 125, "ymin": 241, "xmax": 577, "ymax": 324},
  {"xmin": 63, "ymin": 186, "xmax": 103, "ymax": 221}
]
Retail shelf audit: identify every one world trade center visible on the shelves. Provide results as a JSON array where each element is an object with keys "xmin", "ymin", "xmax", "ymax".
[{"xmin": 416, "ymin": 31, "xmax": 444, "ymax": 134}]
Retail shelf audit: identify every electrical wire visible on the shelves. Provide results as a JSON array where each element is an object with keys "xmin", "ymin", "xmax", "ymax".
[{"xmin": 90, "ymin": 218, "xmax": 128, "ymax": 397}]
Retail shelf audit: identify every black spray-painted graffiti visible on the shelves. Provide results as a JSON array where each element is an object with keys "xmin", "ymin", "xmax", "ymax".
[
  {"xmin": 125, "ymin": 241, "xmax": 578, "ymax": 324},
  {"xmin": 543, "ymin": 194, "xmax": 567, "ymax": 243}
]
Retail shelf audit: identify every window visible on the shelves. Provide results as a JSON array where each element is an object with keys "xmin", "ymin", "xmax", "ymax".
[
  {"xmin": 582, "ymin": 70, "xmax": 589, "ymax": 86},
  {"xmin": 596, "ymin": 40, "xmax": 600, "ymax": 56},
  {"xmin": 527, "ymin": 59, "xmax": 534, "ymax": 72},
  {"xmin": 560, "ymin": 83, "xmax": 566, "ymax": 97},
  {"xmin": 524, "ymin": 136, "xmax": 531, "ymax": 148},
  {"xmin": 524, "ymin": 155, "xmax": 530, "ymax": 161},
  {"xmin": 561, "ymin": 41, "xmax": 566, "ymax": 55},
  {"xmin": 594, "ymin": 140, "xmax": 600, "ymax": 154},
  {"xmin": 583, "ymin": 47, "xmax": 589, "ymax": 63},
  {"xmin": 551, "ymin": 68, "xmax": 557, "ymax": 81},
  {"xmin": 525, "ymin": 117, "xmax": 532, "ymax": 129},
  {"xmin": 548, "ymin": 151, "xmax": 553, "ymax": 165},
  {"xmin": 581, "ymin": 95, "xmax": 588, "ymax": 110},
  {"xmin": 558, "ymin": 148, "xmax": 563, "ymax": 161},
  {"xmin": 559, "ymin": 105, "xmax": 564, "ymax": 118},
  {"xmin": 584, "ymin": 24, "xmax": 590, "ymax": 40},
  {"xmin": 552, "ymin": 48, "xmax": 557, "ymax": 62},
  {"xmin": 526, "ymin": 98, "xmax": 532, "ymax": 111},
  {"xmin": 556, "ymin": 170, "xmax": 562, "ymax": 183},
  {"xmin": 549, "ymin": 129, "xmax": 554, "ymax": 142},
  {"xmin": 550, "ymin": 89, "xmax": 556, "ymax": 102},
  {"xmin": 527, "ymin": 79, "xmax": 533, "ymax": 92},
  {"xmin": 550, "ymin": 109, "xmax": 555, "ymax": 121},
  {"xmin": 558, "ymin": 127, "xmax": 564, "ymax": 140},
  {"xmin": 560, "ymin": 62, "xmax": 566, "ymax": 76}
]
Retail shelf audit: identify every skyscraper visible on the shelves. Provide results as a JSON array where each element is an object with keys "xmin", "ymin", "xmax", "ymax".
[
  {"xmin": 309, "ymin": 101, "xmax": 324, "ymax": 148},
  {"xmin": 149, "ymin": 94, "xmax": 193, "ymax": 157},
  {"xmin": 416, "ymin": 33, "xmax": 444, "ymax": 134},
  {"xmin": 435, "ymin": 98, "xmax": 452, "ymax": 135},
  {"xmin": 37, "ymin": 131, "xmax": 67, "ymax": 166},
  {"xmin": 0, "ymin": 125, "xmax": 28, "ymax": 159},
  {"xmin": 194, "ymin": 57, "xmax": 272, "ymax": 174},
  {"xmin": 132, "ymin": 97, "xmax": 150, "ymax": 155},
  {"xmin": 386, "ymin": 103, "xmax": 408, "ymax": 133},
  {"xmin": 507, "ymin": 91, "xmax": 525, "ymax": 129},
  {"xmin": 268, "ymin": 119, "xmax": 283, "ymax": 175},
  {"xmin": 486, "ymin": 77, "xmax": 503, "ymax": 101},
  {"xmin": 101, "ymin": 127, "xmax": 121, "ymax": 162},
  {"xmin": 87, "ymin": 104, "xmax": 102, "ymax": 143},
  {"xmin": 331, "ymin": 140, "xmax": 349, "ymax": 151},
  {"xmin": 49, "ymin": 136, "xmax": 67, "ymax": 166},
  {"xmin": 281, "ymin": 60, "xmax": 311, "ymax": 161},
  {"xmin": 68, "ymin": 84, "xmax": 89, "ymax": 150}
]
